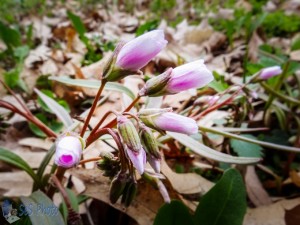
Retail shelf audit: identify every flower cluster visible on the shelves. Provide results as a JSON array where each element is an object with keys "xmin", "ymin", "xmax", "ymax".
[{"xmin": 54, "ymin": 30, "xmax": 214, "ymax": 205}]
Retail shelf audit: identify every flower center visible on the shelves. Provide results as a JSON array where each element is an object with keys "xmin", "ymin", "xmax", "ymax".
[{"xmin": 61, "ymin": 154, "xmax": 73, "ymax": 163}]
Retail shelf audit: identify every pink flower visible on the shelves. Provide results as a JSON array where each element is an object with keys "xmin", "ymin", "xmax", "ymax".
[
  {"xmin": 139, "ymin": 109, "xmax": 198, "ymax": 135},
  {"xmin": 55, "ymin": 135, "xmax": 84, "ymax": 168},
  {"xmin": 259, "ymin": 66, "xmax": 282, "ymax": 80},
  {"xmin": 139, "ymin": 60, "xmax": 213, "ymax": 96},
  {"xmin": 116, "ymin": 30, "xmax": 167, "ymax": 71},
  {"xmin": 126, "ymin": 147, "xmax": 146, "ymax": 175}
]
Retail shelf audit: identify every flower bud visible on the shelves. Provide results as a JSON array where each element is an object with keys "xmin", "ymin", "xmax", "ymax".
[
  {"xmin": 121, "ymin": 179, "xmax": 138, "ymax": 207},
  {"xmin": 259, "ymin": 66, "xmax": 282, "ymax": 80},
  {"xmin": 139, "ymin": 123, "xmax": 161, "ymax": 159},
  {"xmin": 54, "ymin": 134, "xmax": 85, "ymax": 168},
  {"xmin": 147, "ymin": 154, "xmax": 161, "ymax": 173},
  {"xmin": 109, "ymin": 173, "xmax": 128, "ymax": 204},
  {"xmin": 139, "ymin": 68, "xmax": 172, "ymax": 96},
  {"xmin": 126, "ymin": 147, "xmax": 146, "ymax": 175},
  {"xmin": 139, "ymin": 60, "xmax": 213, "ymax": 97},
  {"xmin": 117, "ymin": 116, "xmax": 142, "ymax": 153},
  {"xmin": 138, "ymin": 109, "xmax": 198, "ymax": 135},
  {"xmin": 116, "ymin": 30, "xmax": 167, "ymax": 71}
]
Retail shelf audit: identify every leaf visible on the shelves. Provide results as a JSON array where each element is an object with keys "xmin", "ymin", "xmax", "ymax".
[
  {"xmin": 166, "ymin": 132, "xmax": 261, "ymax": 164},
  {"xmin": 67, "ymin": 10, "xmax": 86, "ymax": 37},
  {"xmin": 33, "ymin": 145, "xmax": 55, "ymax": 191},
  {"xmin": 0, "ymin": 21, "xmax": 21, "ymax": 48},
  {"xmin": 34, "ymin": 88, "xmax": 73, "ymax": 127},
  {"xmin": 194, "ymin": 169, "xmax": 247, "ymax": 225},
  {"xmin": 0, "ymin": 147, "xmax": 38, "ymax": 183},
  {"xmin": 153, "ymin": 200, "xmax": 194, "ymax": 225},
  {"xmin": 60, "ymin": 188, "xmax": 79, "ymax": 222},
  {"xmin": 29, "ymin": 113, "xmax": 63, "ymax": 138},
  {"xmin": 49, "ymin": 76, "xmax": 136, "ymax": 100},
  {"xmin": 230, "ymin": 134, "xmax": 264, "ymax": 158},
  {"xmin": 20, "ymin": 191, "xmax": 65, "ymax": 225}
]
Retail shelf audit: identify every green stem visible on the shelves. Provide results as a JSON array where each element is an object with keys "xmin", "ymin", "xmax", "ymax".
[
  {"xmin": 260, "ymin": 82, "xmax": 300, "ymax": 105},
  {"xmin": 264, "ymin": 61, "xmax": 290, "ymax": 113}
]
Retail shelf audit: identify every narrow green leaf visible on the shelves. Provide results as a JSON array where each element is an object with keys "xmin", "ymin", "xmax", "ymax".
[
  {"xmin": 33, "ymin": 145, "xmax": 55, "ymax": 191},
  {"xmin": 167, "ymin": 132, "xmax": 261, "ymax": 164},
  {"xmin": 67, "ymin": 11, "xmax": 86, "ymax": 37},
  {"xmin": 194, "ymin": 169, "xmax": 246, "ymax": 225},
  {"xmin": 49, "ymin": 76, "xmax": 136, "ymax": 100},
  {"xmin": 34, "ymin": 88, "xmax": 73, "ymax": 127},
  {"xmin": 20, "ymin": 191, "xmax": 65, "ymax": 225},
  {"xmin": 153, "ymin": 200, "xmax": 194, "ymax": 225},
  {"xmin": 0, "ymin": 21, "xmax": 21, "ymax": 48},
  {"xmin": 230, "ymin": 134, "xmax": 264, "ymax": 158},
  {"xmin": 0, "ymin": 147, "xmax": 38, "ymax": 183},
  {"xmin": 199, "ymin": 126, "xmax": 300, "ymax": 153}
]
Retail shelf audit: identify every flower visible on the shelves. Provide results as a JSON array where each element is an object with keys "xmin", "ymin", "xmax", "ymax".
[
  {"xmin": 117, "ymin": 116, "xmax": 146, "ymax": 174},
  {"xmin": 139, "ymin": 60, "xmax": 213, "ymax": 97},
  {"xmin": 139, "ymin": 109, "xmax": 198, "ymax": 135},
  {"xmin": 259, "ymin": 66, "xmax": 282, "ymax": 80},
  {"xmin": 116, "ymin": 30, "xmax": 167, "ymax": 71},
  {"xmin": 126, "ymin": 147, "xmax": 146, "ymax": 175},
  {"xmin": 117, "ymin": 116, "xmax": 142, "ymax": 153},
  {"xmin": 54, "ymin": 134, "xmax": 84, "ymax": 168}
]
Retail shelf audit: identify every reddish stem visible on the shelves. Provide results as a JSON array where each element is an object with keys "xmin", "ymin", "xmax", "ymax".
[
  {"xmin": 101, "ymin": 95, "xmax": 141, "ymax": 129},
  {"xmin": 80, "ymin": 80, "xmax": 107, "ymax": 137}
]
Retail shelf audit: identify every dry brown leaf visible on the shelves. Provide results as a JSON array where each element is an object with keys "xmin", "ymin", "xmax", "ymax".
[
  {"xmin": 245, "ymin": 166, "xmax": 272, "ymax": 207},
  {"xmin": 244, "ymin": 198, "xmax": 300, "ymax": 225},
  {"xmin": 290, "ymin": 50, "xmax": 300, "ymax": 61},
  {"xmin": 161, "ymin": 158, "xmax": 213, "ymax": 195},
  {"xmin": 248, "ymin": 32, "xmax": 264, "ymax": 61},
  {"xmin": 18, "ymin": 137, "xmax": 53, "ymax": 151},
  {"xmin": 70, "ymin": 168, "xmax": 173, "ymax": 225},
  {"xmin": 0, "ymin": 171, "xmax": 33, "ymax": 196},
  {"xmin": 289, "ymin": 170, "xmax": 300, "ymax": 187}
]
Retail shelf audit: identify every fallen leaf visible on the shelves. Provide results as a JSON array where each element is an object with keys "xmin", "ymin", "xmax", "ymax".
[{"xmin": 245, "ymin": 166, "xmax": 272, "ymax": 207}]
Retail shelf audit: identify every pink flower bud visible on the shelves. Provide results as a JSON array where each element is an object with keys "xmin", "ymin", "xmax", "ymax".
[
  {"xmin": 126, "ymin": 147, "xmax": 146, "ymax": 175},
  {"xmin": 139, "ymin": 109, "xmax": 198, "ymax": 135},
  {"xmin": 116, "ymin": 30, "xmax": 167, "ymax": 71},
  {"xmin": 259, "ymin": 66, "xmax": 282, "ymax": 80},
  {"xmin": 55, "ymin": 135, "xmax": 84, "ymax": 168},
  {"xmin": 139, "ymin": 60, "xmax": 213, "ymax": 96}
]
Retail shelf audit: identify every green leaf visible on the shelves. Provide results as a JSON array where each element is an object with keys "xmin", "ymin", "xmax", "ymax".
[
  {"xmin": 291, "ymin": 37, "xmax": 300, "ymax": 51},
  {"xmin": 37, "ymin": 89, "xmax": 70, "ymax": 113},
  {"xmin": 49, "ymin": 76, "xmax": 136, "ymax": 100},
  {"xmin": 0, "ymin": 147, "xmax": 38, "ymax": 183},
  {"xmin": 153, "ymin": 200, "xmax": 194, "ymax": 225},
  {"xmin": 136, "ymin": 19, "xmax": 159, "ymax": 36},
  {"xmin": 194, "ymin": 169, "xmax": 246, "ymax": 225},
  {"xmin": 34, "ymin": 88, "xmax": 73, "ymax": 127},
  {"xmin": 230, "ymin": 134, "xmax": 264, "ymax": 158},
  {"xmin": 60, "ymin": 188, "xmax": 79, "ymax": 222},
  {"xmin": 14, "ymin": 45, "xmax": 30, "ymax": 61},
  {"xmin": 33, "ymin": 145, "xmax": 55, "ymax": 191},
  {"xmin": 20, "ymin": 191, "xmax": 65, "ymax": 225},
  {"xmin": 166, "ymin": 132, "xmax": 261, "ymax": 164},
  {"xmin": 29, "ymin": 113, "xmax": 63, "ymax": 138},
  {"xmin": 0, "ymin": 21, "xmax": 21, "ymax": 48},
  {"xmin": 67, "ymin": 11, "xmax": 86, "ymax": 37}
]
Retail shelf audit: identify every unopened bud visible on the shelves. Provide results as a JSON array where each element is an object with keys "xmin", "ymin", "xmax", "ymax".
[
  {"xmin": 139, "ymin": 123, "xmax": 161, "ymax": 159},
  {"xmin": 121, "ymin": 179, "xmax": 138, "ymax": 207},
  {"xmin": 138, "ymin": 109, "xmax": 198, "ymax": 135},
  {"xmin": 139, "ymin": 68, "xmax": 172, "ymax": 96},
  {"xmin": 109, "ymin": 173, "xmax": 128, "ymax": 204},
  {"xmin": 117, "ymin": 116, "xmax": 142, "ymax": 153},
  {"xmin": 55, "ymin": 133, "xmax": 85, "ymax": 168}
]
